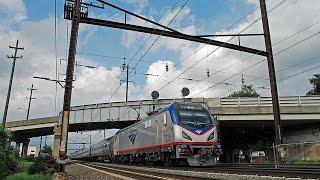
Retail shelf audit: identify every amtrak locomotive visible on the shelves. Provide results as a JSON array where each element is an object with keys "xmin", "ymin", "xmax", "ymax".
[{"xmin": 71, "ymin": 102, "xmax": 222, "ymax": 166}]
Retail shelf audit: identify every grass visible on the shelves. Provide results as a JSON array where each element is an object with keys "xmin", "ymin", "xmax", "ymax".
[
  {"xmin": 18, "ymin": 161, "xmax": 34, "ymax": 173},
  {"xmin": 4, "ymin": 172, "xmax": 51, "ymax": 180}
]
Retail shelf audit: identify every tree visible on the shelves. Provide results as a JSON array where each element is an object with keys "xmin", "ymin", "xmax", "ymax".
[
  {"xmin": 229, "ymin": 85, "xmax": 260, "ymax": 97},
  {"xmin": 39, "ymin": 145, "xmax": 52, "ymax": 157},
  {"xmin": 0, "ymin": 126, "xmax": 18, "ymax": 178},
  {"xmin": 306, "ymin": 74, "xmax": 320, "ymax": 95}
]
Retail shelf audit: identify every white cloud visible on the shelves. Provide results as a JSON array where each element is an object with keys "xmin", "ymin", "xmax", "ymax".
[
  {"xmin": 140, "ymin": 0, "xmax": 320, "ymax": 99},
  {"xmin": 0, "ymin": 0, "xmax": 26, "ymax": 22}
]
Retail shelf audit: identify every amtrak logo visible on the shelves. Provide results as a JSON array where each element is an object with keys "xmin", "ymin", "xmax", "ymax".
[
  {"xmin": 128, "ymin": 133, "xmax": 137, "ymax": 144},
  {"xmin": 195, "ymin": 130, "xmax": 202, "ymax": 134}
]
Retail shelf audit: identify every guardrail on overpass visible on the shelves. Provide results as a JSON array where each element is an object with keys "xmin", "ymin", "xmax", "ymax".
[{"xmin": 216, "ymin": 96, "xmax": 320, "ymax": 107}]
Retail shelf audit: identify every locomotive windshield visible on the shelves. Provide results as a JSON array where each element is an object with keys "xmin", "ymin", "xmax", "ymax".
[{"xmin": 176, "ymin": 103, "xmax": 213, "ymax": 128}]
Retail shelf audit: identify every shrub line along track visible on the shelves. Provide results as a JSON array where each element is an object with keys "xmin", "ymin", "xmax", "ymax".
[{"xmin": 75, "ymin": 161, "xmax": 320, "ymax": 179}]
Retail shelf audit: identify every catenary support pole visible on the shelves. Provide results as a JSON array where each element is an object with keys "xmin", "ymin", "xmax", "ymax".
[
  {"xmin": 126, "ymin": 64, "xmax": 129, "ymax": 102},
  {"xmin": 259, "ymin": 0, "xmax": 283, "ymax": 160},
  {"xmin": 57, "ymin": 0, "xmax": 81, "ymax": 171}
]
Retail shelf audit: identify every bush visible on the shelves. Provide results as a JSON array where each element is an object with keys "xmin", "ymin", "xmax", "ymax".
[
  {"xmin": 18, "ymin": 161, "xmax": 34, "ymax": 173},
  {"xmin": 28, "ymin": 155, "xmax": 55, "ymax": 175},
  {"xmin": 21, "ymin": 155, "xmax": 35, "ymax": 162},
  {"xmin": 5, "ymin": 172, "xmax": 51, "ymax": 180}
]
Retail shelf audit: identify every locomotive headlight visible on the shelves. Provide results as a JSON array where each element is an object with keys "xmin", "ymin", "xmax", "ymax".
[
  {"xmin": 182, "ymin": 131, "xmax": 192, "ymax": 141},
  {"xmin": 207, "ymin": 131, "xmax": 215, "ymax": 141}
]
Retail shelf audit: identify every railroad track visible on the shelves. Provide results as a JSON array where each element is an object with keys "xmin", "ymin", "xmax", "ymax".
[
  {"xmin": 79, "ymin": 162, "xmax": 215, "ymax": 180},
  {"xmin": 76, "ymin": 161, "xmax": 320, "ymax": 179},
  {"xmin": 207, "ymin": 166, "xmax": 320, "ymax": 179}
]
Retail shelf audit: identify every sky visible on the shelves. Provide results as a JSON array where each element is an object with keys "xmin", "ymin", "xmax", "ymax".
[{"xmin": 0, "ymin": 0, "xmax": 320, "ymax": 150}]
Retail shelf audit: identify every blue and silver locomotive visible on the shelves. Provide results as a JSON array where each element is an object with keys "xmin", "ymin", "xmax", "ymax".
[{"xmin": 71, "ymin": 102, "xmax": 222, "ymax": 166}]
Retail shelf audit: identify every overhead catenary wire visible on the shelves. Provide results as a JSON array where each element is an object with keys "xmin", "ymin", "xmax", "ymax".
[
  {"xmin": 105, "ymin": 0, "xmax": 187, "ymax": 102},
  {"xmin": 138, "ymin": 0, "xmax": 272, "ymax": 98},
  {"xmin": 191, "ymin": 29, "xmax": 320, "ymax": 97},
  {"xmin": 103, "ymin": 0, "xmax": 182, "ymax": 102},
  {"xmin": 106, "ymin": 0, "xmax": 273, "ymax": 122},
  {"xmin": 187, "ymin": 16, "xmax": 320, "ymax": 94},
  {"xmin": 154, "ymin": 0, "xmax": 289, "ymax": 98}
]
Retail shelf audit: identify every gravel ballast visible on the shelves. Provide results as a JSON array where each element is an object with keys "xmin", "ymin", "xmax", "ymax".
[{"xmin": 66, "ymin": 163, "xmax": 132, "ymax": 180}]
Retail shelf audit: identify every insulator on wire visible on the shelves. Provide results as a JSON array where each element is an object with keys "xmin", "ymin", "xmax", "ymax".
[
  {"xmin": 207, "ymin": 69, "xmax": 210, "ymax": 78},
  {"xmin": 165, "ymin": 63, "xmax": 169, "ymax": 72}
]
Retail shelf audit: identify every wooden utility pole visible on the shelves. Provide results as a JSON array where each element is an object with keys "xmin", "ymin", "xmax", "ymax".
[
  {"xmin": 26, "ymin": 84, "xmax": 36, "ymax": 120},
  {"xmin": 2, "ymin": 40, "xmax": 24, "ymax": 127},
  {"xmin": 259, "ymin": 0, "xmax": 283, "ymax": 152}
]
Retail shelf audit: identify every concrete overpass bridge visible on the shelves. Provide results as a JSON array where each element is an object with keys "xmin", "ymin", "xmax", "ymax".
[
  {"xmin": 6, "ymin": 96, "xmax": 320, "ymax": 140},
  {"xmin": 6, "ymin": 96, "xmax": 320, "ymax": 158}
]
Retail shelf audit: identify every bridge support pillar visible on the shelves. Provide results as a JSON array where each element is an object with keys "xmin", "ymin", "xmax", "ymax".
[
  {"xmin": 21, "ymin": 139, "xmax": 30, "ymax": 158},
  {"xmin": 53, "ymin": 125, "xmax": 61, "ymax": 160}
]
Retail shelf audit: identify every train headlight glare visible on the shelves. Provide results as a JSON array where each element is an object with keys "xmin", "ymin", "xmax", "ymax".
[
  {"xmin": 207, "ymin": 132, "xmax": 215, "ymax": 141},
  {"xmin": 182, "ymin": 131, "xmax": 192, "ymax": 141}
]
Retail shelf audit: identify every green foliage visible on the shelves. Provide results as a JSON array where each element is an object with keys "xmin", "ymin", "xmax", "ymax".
[
  {"xmin": 28, "ymin": 150, "xmax": 55, "ymax": 175},
  {"xmin": 0, "ymin": 126, "xmax": 9, "ymax": 147},
  {"xmin": 0, "ymin": 126, "xmax": 19, "ymax": 179},
  {"xmin": 21, "ymin": 155, "xmax": 35, "ymax": 162},
  {"xmin": 306, "ymin": 74, "xmax": 320, "ymax": 95},
  {"xmin": 229, "ymin": 85, "xmax": 260, "ymax": 97},
  {"xmin": 39, "ymin": 145, "xmax": 52, "ymax": 157},
  {"xmin": 5, "ymin": 172, "xmax": 51, "ymax": 180},
  {"xmin": 18, "ymin": 161, "xmax": 34, "ymax": 173}
]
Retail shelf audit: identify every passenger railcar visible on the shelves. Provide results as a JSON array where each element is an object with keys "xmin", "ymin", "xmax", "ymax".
[{"xmin": 71, "ymin": 102, "xmax": 222, "ymax": 166}]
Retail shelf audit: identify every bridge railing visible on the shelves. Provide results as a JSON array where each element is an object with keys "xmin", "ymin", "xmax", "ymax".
[
  {"xmin": 66, "ymin": 98, "xmax": 207, "ymax": 124},
  {"xmin": 216, "ymin": 96, "xmax": 320, "ymax": 107}
]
